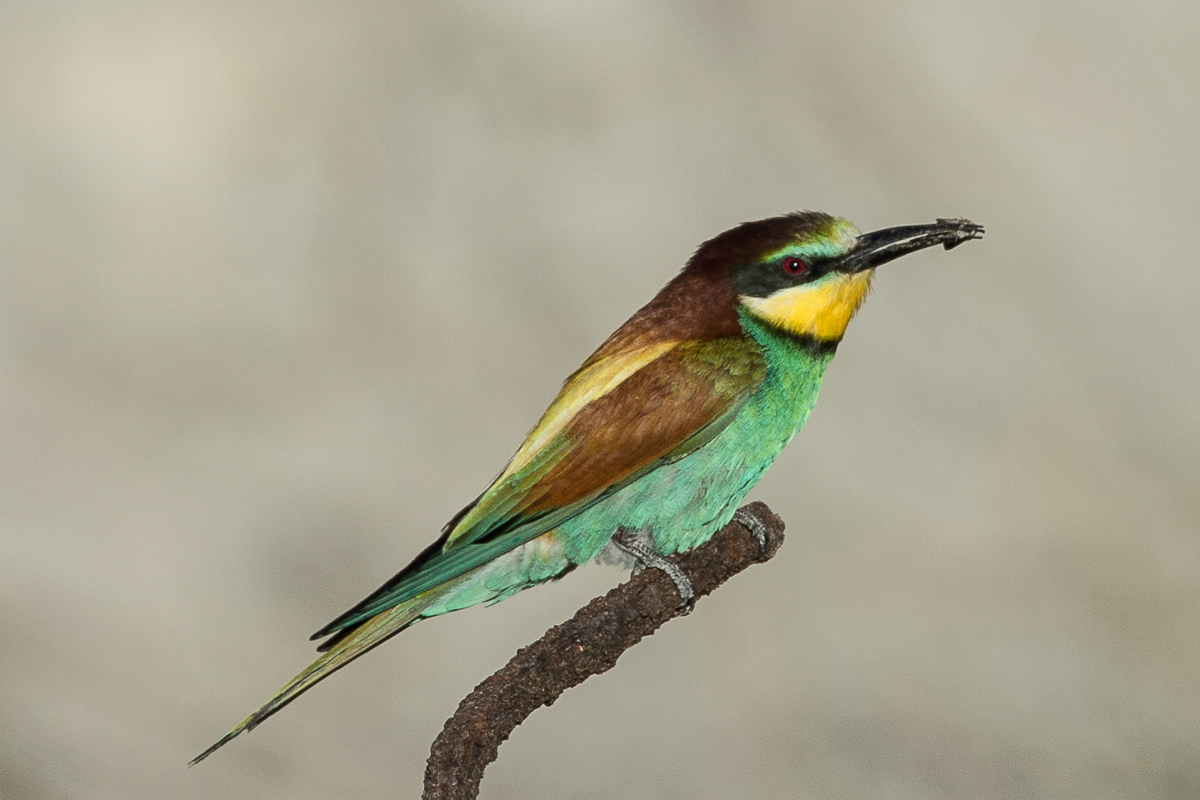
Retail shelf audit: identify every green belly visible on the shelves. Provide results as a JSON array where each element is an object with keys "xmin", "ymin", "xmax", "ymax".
[
  {"xmin": 424, "ymin": 317, "xmax": 834, "ymax": 616},
  {"xmin": 558, "ymin": 333, "xmax": 832, "ymax": 561}
]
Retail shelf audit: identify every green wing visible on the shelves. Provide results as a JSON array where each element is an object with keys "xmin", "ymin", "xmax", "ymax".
[
  {"xmin": 312, "ymin": 336, "xmax": 765, "ymax": 642},
  {"xmin": 191, "ymin": 336, "xmax": 766, "ymax": 764}
]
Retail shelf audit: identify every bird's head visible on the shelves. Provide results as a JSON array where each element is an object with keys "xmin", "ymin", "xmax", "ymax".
[
  {"xmin": 685, "ymin": 211, "xmax": 984, "ymax": 345},
  {"xmin": 594, "ymin": 212, "xmax": 982, "ymax": 358}
]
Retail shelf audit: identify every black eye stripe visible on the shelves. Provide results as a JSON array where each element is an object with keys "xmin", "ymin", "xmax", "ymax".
[{"xmin": 731, "ymin": 254, "xmax": 836, "ymax": 297}]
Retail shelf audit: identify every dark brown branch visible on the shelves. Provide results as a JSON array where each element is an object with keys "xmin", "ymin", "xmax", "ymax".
[{"xmin": 422, "ymin": 501, "xmax": 786, "ymax": 800}]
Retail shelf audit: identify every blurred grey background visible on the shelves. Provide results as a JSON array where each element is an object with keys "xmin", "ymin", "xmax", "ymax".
[{"xmin": 2, "ymin": 2, "xmax": 1197, "ymax": 798}]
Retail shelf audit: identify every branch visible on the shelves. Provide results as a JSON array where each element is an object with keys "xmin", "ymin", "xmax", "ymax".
[{"xmin": 422, "ymin": 501, "xmax": 786, "ymax": 800}]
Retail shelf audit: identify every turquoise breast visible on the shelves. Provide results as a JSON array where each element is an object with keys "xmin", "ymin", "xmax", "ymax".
[{"xmin": 557, "ymin": 315, "xmax": 835, "ymax": 562}]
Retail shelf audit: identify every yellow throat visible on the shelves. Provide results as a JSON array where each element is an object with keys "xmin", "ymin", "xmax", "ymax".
[{"xmin": 740, "ymin": 270, "xmax": 874, "ymax": 342}]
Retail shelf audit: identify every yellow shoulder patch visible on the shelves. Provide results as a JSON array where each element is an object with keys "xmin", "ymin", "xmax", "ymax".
[
  {"xmin": 507, "ymin": 340, "xmax": 676, "ymax": 474},
  {"xmin": 740, "ymin": 270, "xmax": 874, "ymax": 342}
]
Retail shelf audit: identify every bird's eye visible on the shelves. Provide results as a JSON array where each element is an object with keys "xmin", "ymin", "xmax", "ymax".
[{"xmin": 782, "ymin": 257, "xmax": 806, "ymax": 275}]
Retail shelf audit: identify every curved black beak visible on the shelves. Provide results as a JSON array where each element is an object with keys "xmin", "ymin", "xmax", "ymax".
[{"xmin": 838, "ymin": 218, "xmax": 984, "ymax": 274}]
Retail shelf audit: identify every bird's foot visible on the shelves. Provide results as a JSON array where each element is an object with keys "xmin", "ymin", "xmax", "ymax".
[
  {"xmin": 612, "ymin": 531, "xmax": 695, "ymax": 614},
  {"xmin": 733, "ymin": 507, "xmax": 769, "ymax": 552}
]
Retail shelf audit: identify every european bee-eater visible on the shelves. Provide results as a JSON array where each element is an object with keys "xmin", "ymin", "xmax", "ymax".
[{"xmin": 194, "ymin": 212, "xmax": 983, "ymax": 762}]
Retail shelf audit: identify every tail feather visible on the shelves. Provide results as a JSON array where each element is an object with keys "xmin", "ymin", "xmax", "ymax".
[{"xmin": 190, "ymin": 591, "xmax": 439, "ymax": 765}]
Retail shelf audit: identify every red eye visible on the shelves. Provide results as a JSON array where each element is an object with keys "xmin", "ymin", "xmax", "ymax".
[{"xmin": 782, "ymin": 257, "xmax": 806, "ymax": 275}]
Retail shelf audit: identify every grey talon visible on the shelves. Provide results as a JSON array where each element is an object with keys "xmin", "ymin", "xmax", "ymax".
[
  {"xmin": 733, "ymin": 507, "xmax": 769, "ymax": 551},
  {"xmin": 612, "ymin": 530, "xmax": 695, "ymax": 613}
]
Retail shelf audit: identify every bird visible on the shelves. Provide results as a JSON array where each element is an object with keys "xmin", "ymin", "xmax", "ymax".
[{"xmin": 193, "ymin": 211, "xmax": 983, "ymax": 763}]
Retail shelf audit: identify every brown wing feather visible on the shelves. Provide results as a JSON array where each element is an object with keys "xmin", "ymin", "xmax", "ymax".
[{"xmin": 515, "ymin": 338, "xmax": 765, "ymax": 515}]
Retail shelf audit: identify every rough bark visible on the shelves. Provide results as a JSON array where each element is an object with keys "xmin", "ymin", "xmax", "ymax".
[{"xmin": 422, "ymin": 501, "xmax": 786, "ymax": 800}]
